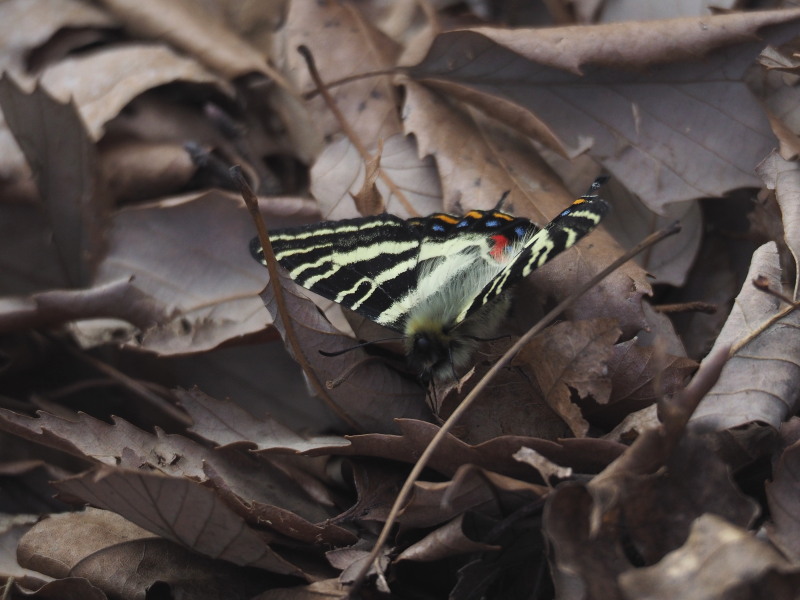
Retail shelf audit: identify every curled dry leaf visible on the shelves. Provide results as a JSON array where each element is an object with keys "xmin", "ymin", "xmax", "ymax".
[
  {"xmin": 80, "ymin": 191, "xmax": 270, "ymax": 354},
  {"xmin": 176, "ymin": 387, "xmax": 350, "ymax": 453},
  {"xmin": 306, "ymin": 419, "xmax": 625, "ymax": 480},
  {"xmin": 18, "ymin": 508, "xmax": 274, "ymax": 600},
  {"xmin": 0, "ymin": 407, "xmax": 351, "ymax": 545},
  {"xmin": 53, "ymin": 466, "xmax": 312, "ymax": 578},
  {"xmin": 758, "ymin": 151, "xmax": 800, "ymax": 296},
  {"xmin": 691, "ymin": 243, "xmax": 800, "ymax": 431},
  {"xmin": 410, "ymin": 10, "xmax": 800, "ymax": 209},
  {"xmin": 95, "ymin": 0, "xmax": 273, "ymax": 80},
  {"xmin": 40, "ymin": 44, "xmax": 227, "ymax": 141},
  {"xmin": 765, "ymin": 430, "xmax": 800, "ymax": 562},
  {"xmin": 396, "ymin": 513, "xmax": 501, "ymax": 563},
  {"xmin": 0, "ymin": 76, "xmax": 103, "ymax": 288},
  {"xmin": 310, "ymin": 133, "xmax": 442, "ymax": 219},
  {"xmin": 618, "ymin": 514, "xmax": 800, "ymax": 600},
  {"xmin": 520, "ymin": 318, "xmax": 620, "ymax": 437}
]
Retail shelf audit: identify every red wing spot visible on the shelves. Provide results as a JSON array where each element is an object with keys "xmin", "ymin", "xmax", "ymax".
[{"xmin": 490, "ymin": 234, "xmax": 510, "ymax": 260}]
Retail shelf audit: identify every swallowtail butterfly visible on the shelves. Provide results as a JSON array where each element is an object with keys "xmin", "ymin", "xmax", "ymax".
[{"xmin": 251, "ymin": 178, "xmax": 609, "ymax": 381}]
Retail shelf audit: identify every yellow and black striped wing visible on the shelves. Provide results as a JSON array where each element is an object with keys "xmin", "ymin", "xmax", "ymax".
[
  {"xmin": 453, "ymin": 185, "xmax": 609, "ymax": 325},
  {"xmin": 251, "ymin": 214, "xmax": 421, "ymax": 331}
]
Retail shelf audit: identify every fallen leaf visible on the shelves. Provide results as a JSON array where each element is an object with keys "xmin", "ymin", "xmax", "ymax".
[
  {"xmin": 691, "ymin": 243, "xmax": 800, "ymax": 431},
  {"xmin": 410, "ymin": 10, "xmax": 800, "ymax": 208},
  {"xmin": 396, "ymin": 513, "xmax": 501, "ymax": 563},
  {"xmin": 618, "ymin": 514, "xmax": 800, "ymax": 600},
  {"xmin": 53, "ymin": 466, "xmax": 312, "ymax": 577},
  {"xmin": 95, "ymin": 0, "xmax": 272, "ymax": 79},
  {"xmin": 757, "ymin": 151, "xmax": 800, "ymax": 296},
  {"xmin": 520, "ymin": 319, "xmax": 620, "ymax": 437},
  {"xmin": 765, "ymin": 431, "xmax": 800, "ymax": 561},
  {"xmin": 0, "ymin": 76, "xmax": 104, "ymax": 288},
  {"xmin": 18, "ymin": 508, "xmax": 275, "ymax": 599}
]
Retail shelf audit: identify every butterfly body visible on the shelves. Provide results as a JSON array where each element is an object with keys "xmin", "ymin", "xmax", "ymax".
[{"xmin": 252, "ymin": 179, "xmax": 609, "ymax": 381}]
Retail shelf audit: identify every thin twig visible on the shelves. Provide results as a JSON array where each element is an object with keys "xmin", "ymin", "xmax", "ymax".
[
  {"xmin": 297, "ymin": 45, "xmax": 417, "ymax": 217},
  {"xmin": 653, "ymin": 301, "xmax": 717, "ymax": 315},
  {"xmin": 728, "ymin": 276, "xmax": 800, "ymax": 357},
  {"xmin": 347, "ymin": 221, "xmax": 682, "ymax": 596},
  {"xmin": 231, "ymin": 167, "xmax": 362, "ymax": 431}
]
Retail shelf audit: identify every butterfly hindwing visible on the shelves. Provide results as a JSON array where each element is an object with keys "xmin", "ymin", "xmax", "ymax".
[{"xmin": 454, "ymin": 191, "xmax": 609, "ymax": 324}]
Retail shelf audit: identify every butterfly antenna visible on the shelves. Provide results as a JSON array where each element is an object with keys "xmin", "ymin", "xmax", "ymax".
[
  {"xmin": 586, "ymin": 175, "xmax": 609, "ymax": 197},
  {"xmin": 493, "ymin": 190, "xmax": 512, "ymax": 211},
  {"xmin": 319, "ymin": 336, "xmax": 405, "ymax": 357}
]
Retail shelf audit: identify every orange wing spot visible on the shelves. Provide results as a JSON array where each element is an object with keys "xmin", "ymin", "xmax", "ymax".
[
  {"xmin": 572, "ymin": 198, "xmax": 587, "ymax": 205},
  {"xmin": 433, "ymin": 214, "xmax": 460, "ymax": 224},
  {"xmin": 491, "ymin": 212, "xmax": 514, "ymax": 221},
  {"xmin": 465, "ymin": 211, "xmax": 483, "ymax": 219}
]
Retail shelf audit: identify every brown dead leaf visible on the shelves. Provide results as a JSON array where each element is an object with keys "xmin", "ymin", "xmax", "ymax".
[
  {"xmin": 598, "ymin": 0, "xmax": 738, "ymax": 22},
  {"xmin": 396, "ymin": 513, "xmax": 501, "ymax": 563},
  {"xmin": 252, "ymin": 578, "xmax": 350, "ymax": 600},
  {"xmin": 310, "ymin": 133, "xmax": 442, "ymax": 219},
  {"xmin": 78, "ymin": 191, "xmax": 270, "ymax": 354},
  {"xmin": 0, "ymin": 408, "xmax": 350, "ymax": 544},
  {"xmin": 307, "ymin": 419, "xmax": 625, "ymax": 480},
  {"xmin": 758, "ymin": 151, "xmax": 800, "ymax": 296},
  {"xmin": 4, "ymin": 578, "xmax": 108, "ymax": 600},
  {"xmin": 618, "ymin": 514, "xmax": 800, "ymax": 600},
  {"xmin": 403, "ymin": 81, "xmax": 653, "ymax": 335},
  {"xmin": 543, "ymin": 484, "xmax": 630, "ymax": 600},
  {"xmin": 520, "ymin": 319, "xmax": 620, "ymax": 437},
  {"xmin": 585, "ymin": 339, "xmax": 696, "ymax": 431},
  {"xmin": 437, "ymin": 355, "xmax": 571, "ymax": 444},
  {"xmin": 0, "ymin": 0, "xmax": 114, "ymax": 81},
  {"xmin": 691, "ymin": 243, "xmax": 800, "ymax": 431},
  {"xmin": 176, "ymin": 387, "xmax": 349, "ymax": 453},
  {"xmin": 278, "ymin": 0, "xmax": 402, "ymax": 144},
  {"xmin": 98, "ymin": 140, "xmax": 197, "ymax": 204},
  {"xmin": 18, "ymin": 508, "xmax": 274, "ymax": 600},
  {"xmin": 0, "ymin": 514, "xmax": 40, "ymax": 579},
  {"xmin": 95, "ymin": 0, "xmax": 274, "ymax": 80},
  {"xmin": 259, "ymin": 258, "xmax": 431, "ymax": 433},
  {"xmin": 54, "ymin": 466, "xmax": 312, "ymax": 577},
  {"xmin": 600, "ymin": 180, "xmax": 702, "ymax": 287},
  {"xmin": 513, "ymin": 447, "xmax": 572, "ymax": 483},
  {"xmin": 0, "ymin": 202, "xmax": 69, "ymax": 294},
  {"xmin": 0, "ymin": 76, "xmax": 104, "ymax": 288},
  {"xmin": 40, "ymin": 44, "xmax": 226, "ymax": 141},
  {"xmin": 410, "ymin": 10, "xmax": 800, "ymax": 209},
  {"xmin": 349, "ymin": 140, "xmax": 385, "ymax": 215},
  {"xmin": 766, "ymin": 430, "xmax": 800, "ymax": 561}
]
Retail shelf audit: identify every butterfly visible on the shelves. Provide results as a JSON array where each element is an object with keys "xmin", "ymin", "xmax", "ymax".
[{"xmin": 251, "ymin": 178, "xmax": 609, "ymax": 382}]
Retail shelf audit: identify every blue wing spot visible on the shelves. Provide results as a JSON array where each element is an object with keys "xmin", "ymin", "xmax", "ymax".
[
  {"xmin": 456, "ymin": 220, "xmax": 470, "ymax": 228},
  {"xmin": 515, "ymin": 225, "xmax": 526, "ymax": 237},
  {"xmin": 560, "ymin": 209, "xmax": 572, "ymax": 217},
  {"xmin": 485, "ymin": 219, "xmax": 500, "ymax": 228},
  {"xmin": 432, "ymin": 223, "xmax": 446, "ymax": 232}
]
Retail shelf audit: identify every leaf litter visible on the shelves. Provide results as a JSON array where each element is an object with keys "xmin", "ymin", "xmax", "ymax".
[{"xmin": 1, "ymin": 1, "xmax": 800, "ymax": 599}]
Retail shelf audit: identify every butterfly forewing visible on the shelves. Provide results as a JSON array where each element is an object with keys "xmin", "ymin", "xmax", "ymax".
[{"xmin": 253, "ymin": 214, "xmax": 421, "ymax": 330}]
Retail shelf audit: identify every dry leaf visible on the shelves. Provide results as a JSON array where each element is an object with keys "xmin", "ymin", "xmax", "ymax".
[{"xmin": 691, "ymin": 243, "xmax": 800, "ymax": 431}]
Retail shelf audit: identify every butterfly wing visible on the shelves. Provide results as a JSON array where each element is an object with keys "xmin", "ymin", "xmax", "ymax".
[
  {"xmin": 453, "ymin": 191, "xmax": 609, "ymax": 325},
  {"xmin": 251, "ymin": 214, "xmax": 422, "ymax": 331}
]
